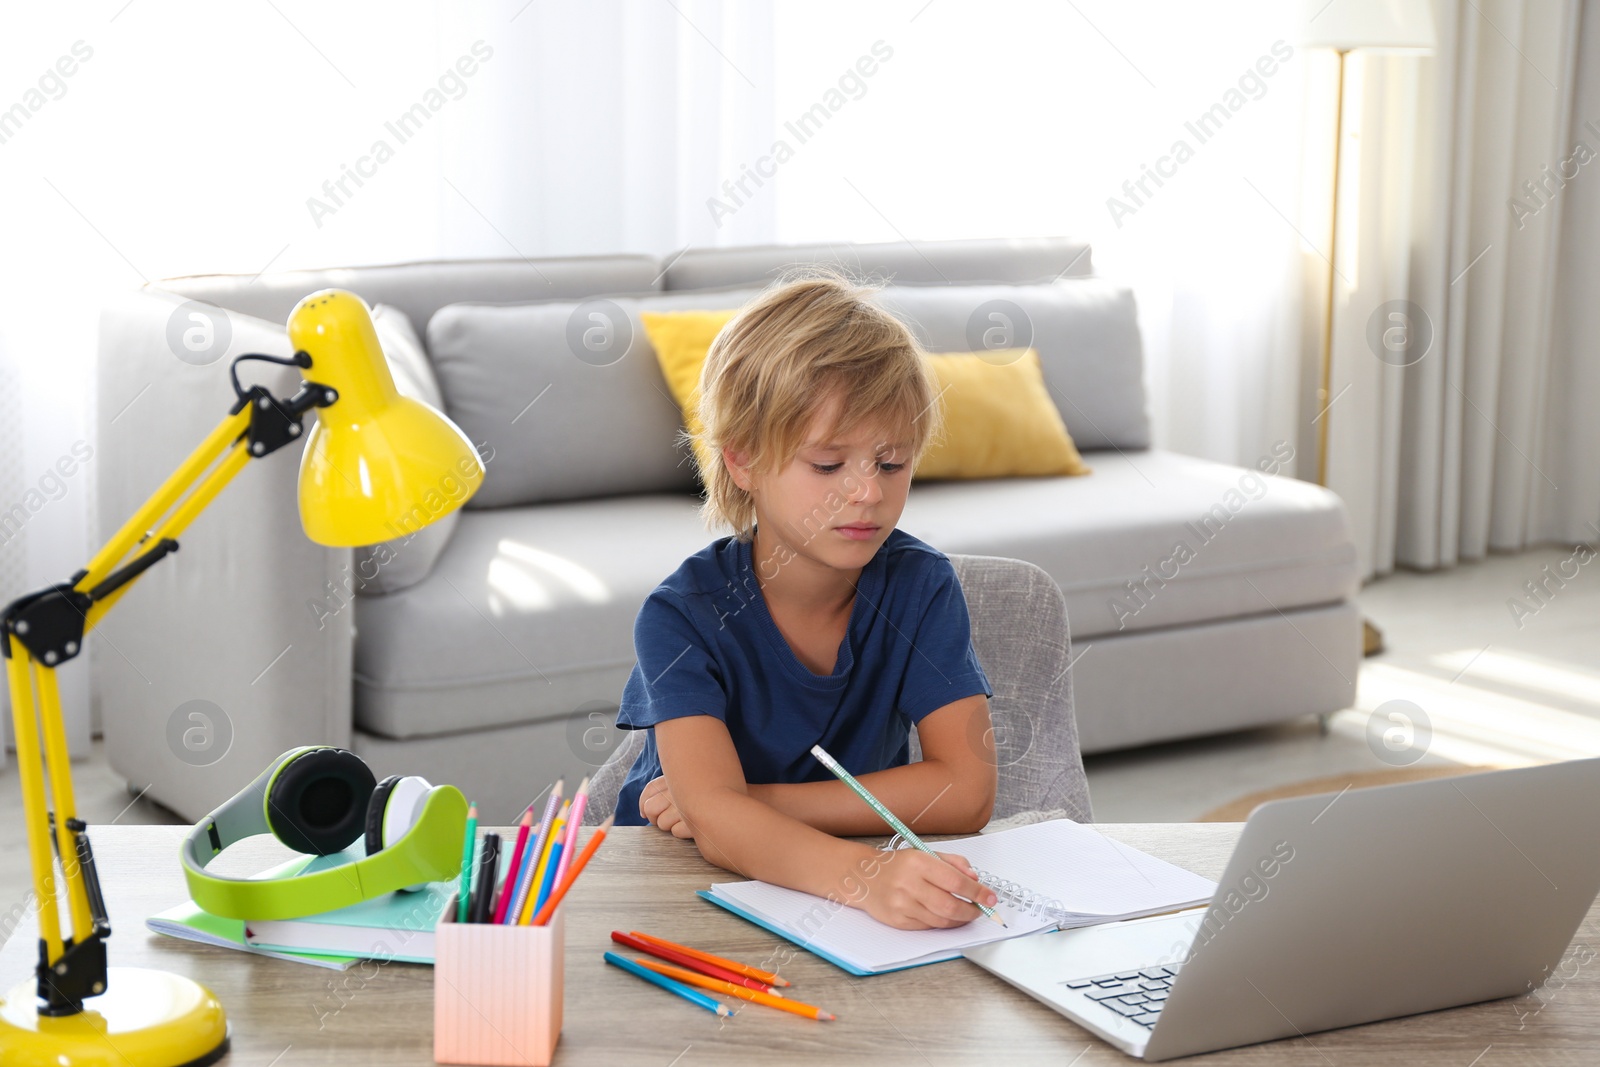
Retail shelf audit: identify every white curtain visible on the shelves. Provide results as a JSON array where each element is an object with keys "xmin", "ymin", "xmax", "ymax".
[
  {"xmin": 1329, "ymin": 0, "xmax": 1600, "ymax": 577},
  {"xmin": 0, "ymin": 0, "xmax": 774, "ymax": 752},
  {"xmin": 767, "ymin": 1, "xmax": 1313, "ymax": 472}
]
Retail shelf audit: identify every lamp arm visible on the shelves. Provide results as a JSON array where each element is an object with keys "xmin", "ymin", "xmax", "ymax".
[{"xmin": 0, "ymin": 356, "xmax": 334, "ymax": 1016}]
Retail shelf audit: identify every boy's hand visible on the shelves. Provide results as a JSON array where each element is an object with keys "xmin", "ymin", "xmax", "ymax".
[
  {"xmin": 857, "ymin": 849, "xmax": 999, "ymax": 930},
  {"xmin": 639, "ymin": 775, "xmax": 695, "ymax": 839}
]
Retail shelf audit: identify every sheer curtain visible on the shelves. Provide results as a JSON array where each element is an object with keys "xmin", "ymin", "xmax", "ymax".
[
  {"xmin": 0, "ymin": 0, "xmax": 774, "ymax": 752},
  {"xmin": 765, "ymin": 0, "xmax": 1314, "ymax": 471},
  {"xmin": 1327, "ymin": 0, "xmax": 1600, "ymax": 578}
]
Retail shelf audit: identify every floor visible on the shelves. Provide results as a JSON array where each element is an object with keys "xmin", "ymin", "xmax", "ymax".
[{"xmin": 2, "ymin": 545, "xmax": 1596, "ymax": 949}]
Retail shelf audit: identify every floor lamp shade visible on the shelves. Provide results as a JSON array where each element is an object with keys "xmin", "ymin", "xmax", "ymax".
[
  {"xmin": 1296, "ymin": 0, "xmax": 1436, "ymax": 53},
  {"xmin": 288, "ymin": 289, "xmax": 484, "ymax": 547}
]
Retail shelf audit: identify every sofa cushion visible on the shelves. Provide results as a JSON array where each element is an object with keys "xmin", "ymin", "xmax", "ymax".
[
  {"xmin": 875, "ymin": 279, "xmax": 1150, "ymax": 452},
  {"xmin": 356, "ymin": 303, "xmax": 461, "ymax": 595},
  {"xmin": 426, "ymin": 288, "xmax": 757, "ymax": 508},
  {"xmin": 638, "ymin": 307, "xmax": 736, "ymax": 474},
  {"xmin": 353, "ymin": 450, "xmax": 1356, "ymax": 739},
  {"xmin": 354, "ymin": 493, "xmax": 712, "ymax": 739},
  {"xmin": 915, "ymin": 350, "xmax": 1092, "ymax": 480},
  {"xmin": 898, "ymin": 449, "xmax": 1359, "ymax": 640}
]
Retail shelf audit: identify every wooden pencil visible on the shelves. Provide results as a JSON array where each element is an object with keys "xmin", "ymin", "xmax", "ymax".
[{"xmin": 633, "ymin": 958, "xmax": 835, "ymax": 1021}]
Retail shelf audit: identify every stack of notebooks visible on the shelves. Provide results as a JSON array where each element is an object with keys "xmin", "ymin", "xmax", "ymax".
[
  {"xmin": 700, "ymin": 818, "xmax": 1217, "ymax": 975},
  {"xmin": 147, "ymin": 844, "xmax": 457, "ymax": 970}
]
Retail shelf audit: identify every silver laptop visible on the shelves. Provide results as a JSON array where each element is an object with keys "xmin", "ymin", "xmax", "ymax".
[{"xmin": 964, "ymin": 758, "xmax": 1600, "ymax": 1061}]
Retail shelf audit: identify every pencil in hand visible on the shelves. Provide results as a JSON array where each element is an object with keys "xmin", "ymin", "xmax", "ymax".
[{"xmin": 811, "ymin": 744, "xmax": 1007, "ymax": 928}]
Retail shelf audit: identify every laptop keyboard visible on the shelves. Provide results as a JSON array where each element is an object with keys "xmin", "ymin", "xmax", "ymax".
[{"xmin": 1061, "ymin": 963, "xmax": 1182, "ymax": 1029}]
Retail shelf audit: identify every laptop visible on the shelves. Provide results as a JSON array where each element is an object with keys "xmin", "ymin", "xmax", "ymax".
[{"xmin": 963, "ymin": 758, "xmax": 1600, "ymax": 1061}]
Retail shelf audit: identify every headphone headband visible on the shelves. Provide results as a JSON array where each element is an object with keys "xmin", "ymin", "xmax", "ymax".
[{"xmin": 181, "ymin": 746, "xmax": 467, "ymax": 920}]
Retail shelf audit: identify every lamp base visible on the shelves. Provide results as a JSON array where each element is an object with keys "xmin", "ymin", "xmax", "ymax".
[{"xmin": 0, "ymin": 967, "xmax": 228, "ymax": 1067}]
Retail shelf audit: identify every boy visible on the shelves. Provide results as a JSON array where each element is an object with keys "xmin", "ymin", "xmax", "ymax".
[{"xmin": 613, "ymin": 272, "xmax": 1001, "ymax": 931}]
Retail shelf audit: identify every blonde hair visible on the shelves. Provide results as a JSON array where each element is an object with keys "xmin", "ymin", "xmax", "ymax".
[{"xmin": 685, "ymin": 269, "xmax": 944, "ymax": 541}]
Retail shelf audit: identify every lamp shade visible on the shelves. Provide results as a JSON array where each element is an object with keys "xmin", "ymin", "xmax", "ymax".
[
  {"xmin": 1296, "ymin": 0, "xmax": 1436, "ymax": 53},
  {"xmin": 288, "ymin": 289, "xmax": 484, "ymax": 547}
]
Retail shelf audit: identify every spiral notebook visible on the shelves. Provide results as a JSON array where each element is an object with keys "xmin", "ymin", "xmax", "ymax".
[{"xmin": 699, "ymin": 819, "xmax": 1217, "ymax": 975}]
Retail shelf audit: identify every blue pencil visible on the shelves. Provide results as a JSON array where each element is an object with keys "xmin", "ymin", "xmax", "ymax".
[
  {"xmin": 604, "ymin": 952, "xmax": 733, "ymax": 1016},
  {"xmin": 532, "ymin": 840, "xmax": 564, "ymax": 915}
]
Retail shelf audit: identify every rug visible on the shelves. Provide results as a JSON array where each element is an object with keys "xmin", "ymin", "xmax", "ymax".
[{"xmin": 1195, "ymin": 764, "xmax": 1500, "ymax": 822}]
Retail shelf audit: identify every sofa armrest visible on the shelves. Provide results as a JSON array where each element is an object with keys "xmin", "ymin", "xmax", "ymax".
[{"xmin": 93, "ymin": 290, "xmax": 354, "ymax": 822}]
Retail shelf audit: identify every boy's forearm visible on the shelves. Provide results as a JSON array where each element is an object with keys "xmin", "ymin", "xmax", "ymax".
[
  {"xmin": 746, "ymin": 760, "xmax": 992, "ymax": 837},
  {"xmin": 681, "ymin": 787, "xmax": 877, "ymax": 898}
]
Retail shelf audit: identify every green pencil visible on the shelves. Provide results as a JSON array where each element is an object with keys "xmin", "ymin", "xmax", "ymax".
[
  {"xmin": 810, "ymin": 744, "xmax": 1006, "ymax": 927},
  {"xmin": 457, "ymin": 802, "xmax": 478, "ymax": 924}
]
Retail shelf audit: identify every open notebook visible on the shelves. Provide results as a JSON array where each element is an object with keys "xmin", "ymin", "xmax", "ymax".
[{"xmin": 699, "ymin": 819, "xmax": 1217, "ymax": 975}]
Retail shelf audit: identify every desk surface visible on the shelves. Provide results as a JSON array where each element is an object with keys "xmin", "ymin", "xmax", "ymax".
[{"xmin": 1, "ymin": 823, "xmax": 1592, "ymax": 1065}]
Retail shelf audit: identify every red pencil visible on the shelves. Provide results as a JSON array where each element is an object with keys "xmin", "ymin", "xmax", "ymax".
[
  {"xmin": 610, "ymin": 931, "xmax": 779, "ymax": 994},
  {"xmin": 492, "ymin": 806, "xmax": 536, "ymax": 925}
]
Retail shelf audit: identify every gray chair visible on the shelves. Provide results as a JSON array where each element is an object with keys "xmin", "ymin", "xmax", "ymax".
[{"xmin": 585, "ymin": 554, "xmax": 1093, "ymax": 827}]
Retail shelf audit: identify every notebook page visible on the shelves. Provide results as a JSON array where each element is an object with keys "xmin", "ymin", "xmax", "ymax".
[
  {"xmin": 708, "ymin": 879, "xmax": 1058, "ymax": 971},
  {"xmin": 706, "ymin": 819, "xmax": 1216, "ymax": 971},
  {"xmin": 948, "ymin": 820, "xmax": 1217, "ymax": 921}
]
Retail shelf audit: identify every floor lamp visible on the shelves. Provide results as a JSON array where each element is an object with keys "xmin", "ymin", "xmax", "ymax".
[
  {"xmin": 1297, "ymin": 0, "xmax": 1436, "ymax": 657},
  {"xmin": 0, "ymin": 289, "xmax": 483, "ymax": 1066}
]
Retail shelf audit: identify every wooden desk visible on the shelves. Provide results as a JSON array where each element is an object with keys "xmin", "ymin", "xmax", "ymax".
[{"xmin": 2, "ymin": 824, "xmax": 1592, "ymax": 1065}]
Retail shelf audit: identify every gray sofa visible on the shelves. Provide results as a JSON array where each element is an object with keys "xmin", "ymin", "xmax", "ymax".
[{"xmin": 93, "ymin": 237, "xmax": 1359, "ymax": 823}]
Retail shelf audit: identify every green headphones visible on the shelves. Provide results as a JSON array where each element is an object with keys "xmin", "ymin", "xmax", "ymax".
[{"xmin": 181, "ymin": 745, "xmax": 467, "ymax": 920}]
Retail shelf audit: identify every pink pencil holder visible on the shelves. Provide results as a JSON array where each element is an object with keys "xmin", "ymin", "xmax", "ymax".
[{"xmin": 434, "ymin": 904, "xmax": 565, "ymax": 1066}]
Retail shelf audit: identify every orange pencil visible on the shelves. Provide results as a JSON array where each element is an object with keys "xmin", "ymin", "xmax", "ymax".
[
  {"xmin": 633, "ymin": 958, "xmax": 835, "ymax": 1021},
  {"xmin": 531, "ymin": 815, "xmax": 612, "ymax": 926},
  {"xmin": 631, "ymin": 930, "xmax": 791, "ymax": 988}
]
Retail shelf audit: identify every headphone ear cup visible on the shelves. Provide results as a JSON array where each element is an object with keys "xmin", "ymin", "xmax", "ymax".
[
  {"xmin": 265, "ymin": 747, "xmax": 377, "ymax": 855},
  {"xmin": 365, "ymin": 775, "xmax": 401, "ymax": 856},
  {"xmin": 365, "ymin": 774, "xmax": 436, "ymax": 892},
  {"xmin": 366, "ymin": 776, "xmax": 435, "ymax": 851}
]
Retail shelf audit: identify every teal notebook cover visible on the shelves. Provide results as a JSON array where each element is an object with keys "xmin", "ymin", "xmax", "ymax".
[
  {"xmin": 696, "ymin": 889, "xmax": 955, "ymax": 976},
  {"xmin": 241, "ymin": 844, "xmax": 455, "ymax": 964}
]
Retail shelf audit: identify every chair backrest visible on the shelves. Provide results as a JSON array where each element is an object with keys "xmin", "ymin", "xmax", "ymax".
[{"xmin": 585, "ymin": 553, "xmax": 1091, "ymax": 825}]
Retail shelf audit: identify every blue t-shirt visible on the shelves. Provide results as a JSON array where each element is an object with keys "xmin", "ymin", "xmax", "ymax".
[{"xmin": 612, "ymin": 526, "xmax": 993, "ymax": 827}]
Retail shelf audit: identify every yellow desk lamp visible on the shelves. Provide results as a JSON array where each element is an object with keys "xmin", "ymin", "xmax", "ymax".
[{"xmin": 0, "ymin": 289, "xmax": 483, "ymax": 1066}]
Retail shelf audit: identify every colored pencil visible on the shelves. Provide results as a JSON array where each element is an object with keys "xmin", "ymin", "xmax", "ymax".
[
  {"xmin": 610, "ymin": 931, "xmax": 776, "ymax": 993},
  {"xmin": 533, "ymin": 816, "xmax": 612, "ymax": 926},
  {"xmin": 519, "ymin": 803, "xmax": 568, "ymax": 924},
  {"xmin": 629, "ymin": 930, "xmax": 790, "ymax": 987},
  {"xmin": 491, "ymin": 806, "xmax": 535, "ymax": 925},
  {"xmin": 506, "ymin": 781, "xmax": 563, "ymax": 925},
  {"xmin": 468, "ymin": 832, "xmax": 501, "ymax": 923},
  {"xmin": 604, "ymin": 951, "xmax": 733, "ymax": 1017},
  {"xmin": 456, "ymin": 803, "xmax": 478, "ymax": 924},
  {"xmin": 633, "ymin": 958, "xmax": 835, "ymax": 1021},
  {"xmin": 531, "ymin": 840, "xmax": 564, "ymax": 917},
  {"xmin": 811, "ymin": 743, "xmax": 1006, "ymax": 927},
  {"xmin": 551, "ymin": 776, "xmax": 590, "ymax": 892}
]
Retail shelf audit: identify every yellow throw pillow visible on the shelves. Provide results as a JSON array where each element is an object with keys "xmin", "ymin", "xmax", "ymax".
[
  {"xmin": 640, "ymin": 309, "xmax": 737, "ymax": 473},
  {"xmin": 914, "ymin": 349, "xmax": 1092, "ymax": 480},
  {"xmin": 640, "ymin": 310, "xmax": 1091, "ymax": 482}
]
